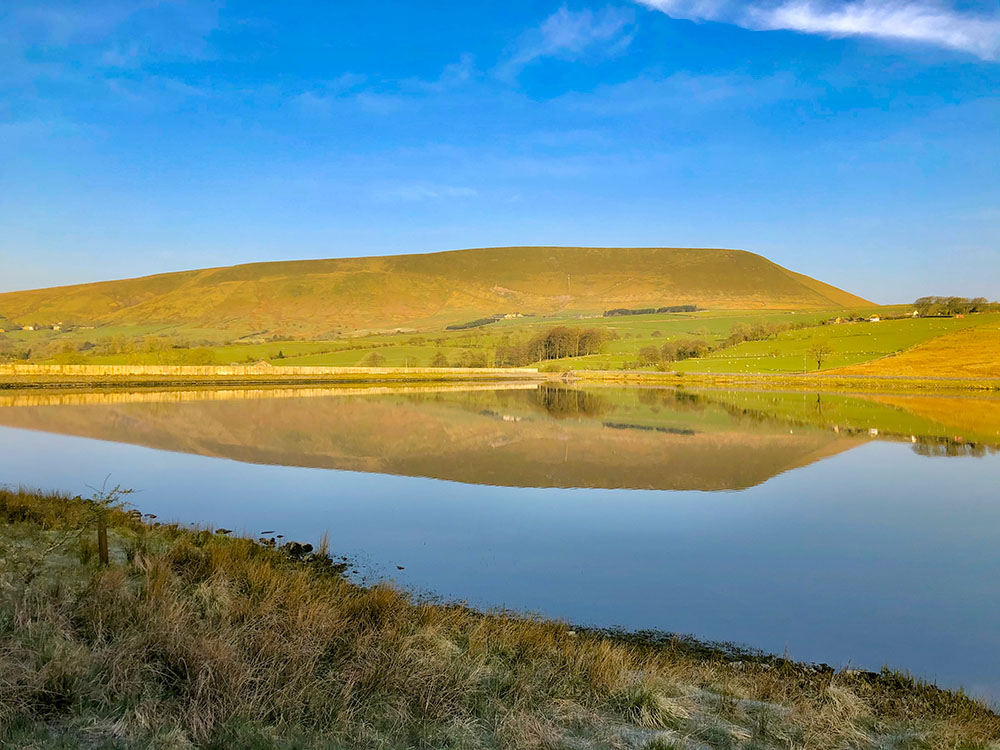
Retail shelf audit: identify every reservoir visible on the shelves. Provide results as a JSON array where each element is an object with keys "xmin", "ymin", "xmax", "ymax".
[{"xmin": 1, "ymin": 384, "xmax": 998, "ymax": 703}]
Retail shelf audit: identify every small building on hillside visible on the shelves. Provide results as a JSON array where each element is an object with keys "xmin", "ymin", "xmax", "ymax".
[{"xmin": 869, "ymin": 315, "xmax": 881, "ymax": 323}]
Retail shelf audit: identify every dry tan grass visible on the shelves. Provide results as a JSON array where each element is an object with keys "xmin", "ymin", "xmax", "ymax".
[
  {"xmin": 833, "ymin": 324, "xmax": 1000, "ymax": 379},
  {"xmin": 1, "ymin": 487, "xmax": 997, "ymax": 749}
]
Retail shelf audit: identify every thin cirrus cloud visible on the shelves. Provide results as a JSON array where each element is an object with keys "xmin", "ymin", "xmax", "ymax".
[
  {"xmin": 371, "ymin": 183, "xmax": 479, "ymax": 202},
  {"xmin": 638, "ymin": 0, "xmax": 1000, "ymax": 60},
  {"xmin": 496, "ymin": 6, "xmax": 636, "ymax": 79}
]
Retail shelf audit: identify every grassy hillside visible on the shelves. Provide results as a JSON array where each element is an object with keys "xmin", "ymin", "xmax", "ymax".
[
  {"xmin": 831, "ymin": 324, "xmax": 1000, "ymax": 379},
  {"xmin": 0, "ymin": 247, "xmax": 870, "ymax": 338},
  {"xmin": 668, "ymin": 314, "xmax": 1000, "ymax": 375}
]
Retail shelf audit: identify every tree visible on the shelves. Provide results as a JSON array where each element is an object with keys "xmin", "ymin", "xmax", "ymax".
[
  {"xmin": 360, "ymin": 351, "xmax": 386, "ymax": 367},
  {"xmin": 576, "ymin": 327, "xmax": 612, "ymax": 355},
  {"xmin": 638, "ymin": 346, "xmax": 661, "ymax": 367},
  {"xmin": 457, "ymin": 349, "xmax": 487, "ymax": 368},
  {"xmin": 544, "ymin": 326, "xmax": 578, "ymax": 359},
  {"xmin": 727, "ymin": 322, "xmax": 752, "ymax": 346},
  {"xmin": 674, "ymin": 339, "xmax": 708, "ymax": 360},
  {"xmin": 807, "ymin": 341, "xmax": 835, "ymax": 370},
  {"xmin": 430, "ymin": 351, "xmax": 448, "ymax": 367}
]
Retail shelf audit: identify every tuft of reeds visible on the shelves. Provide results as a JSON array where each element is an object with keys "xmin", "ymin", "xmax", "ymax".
[{"xmin": 1, "ymin": 486, "xmax": 997, "ymax": 749}]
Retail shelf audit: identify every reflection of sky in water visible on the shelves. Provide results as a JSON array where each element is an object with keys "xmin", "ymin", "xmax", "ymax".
[{"xmin": 1, "ymin": 424, "xmax": 999, "ymax": 705}]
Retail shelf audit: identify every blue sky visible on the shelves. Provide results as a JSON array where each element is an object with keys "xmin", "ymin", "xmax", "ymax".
[{"xmin": 1, "ymin": 1, "xmax": 998, "ymax": 302}]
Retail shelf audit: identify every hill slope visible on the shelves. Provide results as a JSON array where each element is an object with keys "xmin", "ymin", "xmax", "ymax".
[
  {"xmin": 0, "ymin": 246, "xmax": 870, "ymax": 338},
  {"xmin": 831, "ymin": 324, "xmax": 1000, "ymax": 379}
]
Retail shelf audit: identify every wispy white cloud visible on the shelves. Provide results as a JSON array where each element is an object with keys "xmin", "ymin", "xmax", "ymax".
[
  {"xmin": 104, "ymin": 74, "xmax": 214, "ymax": 109},
  {"xmin": 1, "ymin": 0, "xmax": 223, "ymax": 103},
  {"xmin": 638, "ymin": 0, "xmax": 1000, "ymax": 60},
  {"xmin": 293, "ymin": 57, "xmax": 478, "ymax": 117},
  {"xmin": 13, "ymin": 1, "xmax": 148, "ymax": 45},
  {"xmin": 371, "ymin": 182, "xmax": 479, "ymax": 201},
  {"xmin": 406, "ymin": 53, "xmax": 478, "ymax": 92},
  {"xmin": 293, "ymin": 73, "xmax": 369, "ymax": 112},
  {"xmin": 553, "ymin": 70, "xmax": 818, "ymax": 115},
  {"xmin": 497, "ymin": 6, "xmax": 635, "ymax": 79},
  {"xmin": 12, "ymin": 0, "xmax": 221, "ymax": 66}
]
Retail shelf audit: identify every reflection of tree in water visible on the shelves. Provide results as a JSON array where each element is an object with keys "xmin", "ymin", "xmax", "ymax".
[
  {"xmin": 631, "ymin": 388, "xmax": 707, "ymax": 412},
  {"xmin": 535, "ymin": 385, "xmax": 608, "ymax": 418},
  {"xmin": 912, "ymin": 438, "xmax": 997, "ymax": 458},
  {"xmin": 637, "ymin": 389, "xmax": 660, "ymax": 407},
  {"xmin": 671, "ymin": 390, "xmax": 706, "ymax": 411}
]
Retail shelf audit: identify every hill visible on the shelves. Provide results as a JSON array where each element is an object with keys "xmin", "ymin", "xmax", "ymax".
[{"xmin": 0, "ymin": 247, "xmax": 870, "ymax": 338}]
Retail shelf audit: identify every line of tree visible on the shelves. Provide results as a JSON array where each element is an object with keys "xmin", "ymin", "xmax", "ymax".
[
  {"xmin": 604, "ymin": 305, "xmax": 699, "ymax": 317},
  {"xmin": 725, "ymin": 320, "xmax": 809, "ymax": 347},
  {"xmin": 635, "ymin": 339, "xmax": 710, "ymax": 367},
  {"xmin": 494, "ymin": 326, "xmax": 615, "ymax": 367},
  {"xmin": 445, "ymin": 318, "xmax": 498, "ymax": 331},
  {"xmin": 913, "ymin": 296, "xmax": 1000, "ymax": 316}
]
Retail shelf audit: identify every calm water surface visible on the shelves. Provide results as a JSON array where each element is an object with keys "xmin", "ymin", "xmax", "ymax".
[{"xmin": 1, "ymin": 384, "xmax": 998, "ymax": 702}]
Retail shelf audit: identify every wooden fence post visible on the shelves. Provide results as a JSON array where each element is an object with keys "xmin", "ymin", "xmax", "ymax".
[{"xmin": 97, "ymin": 515, "xmax": 109, "ymax": 566}]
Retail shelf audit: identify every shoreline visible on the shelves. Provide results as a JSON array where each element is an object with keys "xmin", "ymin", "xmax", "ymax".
[
  {"xmin": 1, "ymin": 487, "xmax": 997, "ymax": 748},
  {"xmin": 3, "ymin": 363, "xmax": 998, "ymax": 395},
  {"xmin": 569, "ymin": 369, "xmax": 1000, "ymax": 393}
]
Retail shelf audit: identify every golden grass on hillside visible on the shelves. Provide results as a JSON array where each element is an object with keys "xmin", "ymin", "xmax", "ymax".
[
  {"xmin": 0, "ymin": 247, "xmax": 871, "ymax": 337},
  {"xmin": 832, "ymin": 325, "xmax": 1000, "ymax": 379},
  {"xmin": 1, "ymin": 487, "xmax": 998, "ymax": 749}
]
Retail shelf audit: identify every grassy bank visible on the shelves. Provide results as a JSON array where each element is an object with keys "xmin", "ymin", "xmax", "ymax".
[
  {"xmin": 0, "ymin": 363, "xmax": 544, "ymax": 391},
  {"xmin": 4, "ymin": 363, "xmax": 999, "ymax": 395},
  {"xmin": 572, "ymin": 370, "xmax": 1000, "ymax": 393},
  {"xmin": 2, "ymin": 488, "xmax": 998, "ymax": 749}
]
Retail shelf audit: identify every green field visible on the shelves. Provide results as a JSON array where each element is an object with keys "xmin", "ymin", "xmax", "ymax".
[
  {"xmin": 17, "ymin": 305, "xmax": 996, "ymax": 377},
  {"xmin": 672, "ymin": 313, "xmax": 1000, "ymax": 374},
  {"xmin": 13, "ymin": 307, "xmax": 865, "ymax": 366}
]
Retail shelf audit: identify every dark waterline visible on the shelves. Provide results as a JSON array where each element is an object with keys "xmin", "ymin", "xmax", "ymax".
[{"xmin": 0, "ymin": 386, "xmax": 998, "ymax": 704}]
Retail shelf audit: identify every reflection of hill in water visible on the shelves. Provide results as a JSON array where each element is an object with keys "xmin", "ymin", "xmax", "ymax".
[
  {"xmin": 701, "ymin": 389, "xmax": 1000, "ymax": 458},
  {"xmin": 0, "ymin": 385, "xmax": 995, "ymax": 489},
  {"xmin": 0, "ymin": 385, "xmax": 862, "ymax": 491}
]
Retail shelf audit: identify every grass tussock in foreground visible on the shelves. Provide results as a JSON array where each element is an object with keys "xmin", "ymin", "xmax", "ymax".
[{"xmin": 1, "ymin": 488, "xmax": 998, "ymax": 750}]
